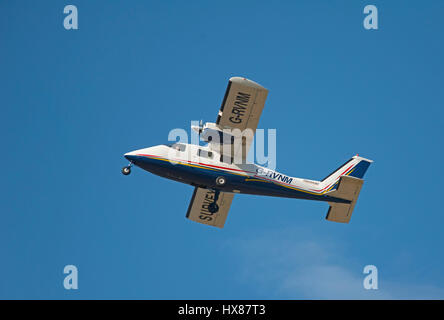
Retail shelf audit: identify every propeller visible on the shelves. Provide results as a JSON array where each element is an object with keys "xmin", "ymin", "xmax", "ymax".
[
  {"xmin": 199, "ymin": 120, "xmax": 205, "ymax": 144},
  {"xmin": 191, "ymin": 120, "xmax": 204, "ymax": 135},
  {"xmin": 191, "ymin": 120, "xmax": 205, "ymax": 145}
]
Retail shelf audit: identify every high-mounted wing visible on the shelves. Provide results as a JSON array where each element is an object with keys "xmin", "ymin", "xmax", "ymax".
[
  {"xmin": 215, "ymin": 77, "xmax": 268, "ymax": 160},
  {"xmin": 186, "ymin": 187, "xmax": 234, "ymax": 228}
]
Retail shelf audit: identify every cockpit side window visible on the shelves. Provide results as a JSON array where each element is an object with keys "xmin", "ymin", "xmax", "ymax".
[
  {"xmin": 174, "ymin": 143, "xmax": 186, "ymax": 152},
  {"xmin": 164, "ymin": 143, "xmax": 186, "ymax": 152}
]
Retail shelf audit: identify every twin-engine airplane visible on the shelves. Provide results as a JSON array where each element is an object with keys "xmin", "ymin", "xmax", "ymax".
[{"xmin": 122, "ymin": 77, "xmax": 373, "ymax": 228}]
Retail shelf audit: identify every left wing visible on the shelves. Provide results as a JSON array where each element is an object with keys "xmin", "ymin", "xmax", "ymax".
[
  {"xmin": 215, "ymin": 77, "xmax": 268, "ymax": 160},
  {"xmin": 186, "ymin": 187, "xmax": 234, "ymax": 228}
]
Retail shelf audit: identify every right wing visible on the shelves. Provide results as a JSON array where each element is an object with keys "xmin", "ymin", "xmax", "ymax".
[
  {"xmin": 186, "ymin": 187, "xmax": 234, "ymax": 228},
  {"xmin": 215, "ymin": 77, "xmax": 268, "ymax": 161}
]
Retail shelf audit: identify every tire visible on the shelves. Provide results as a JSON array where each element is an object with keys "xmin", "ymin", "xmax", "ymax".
[
  {"xmin": 208, "ymin": 203, "xmax": 219, "ymax": 213},
  {"xmin": 216, "ymin": 176, "xmax": 226, "ymax": 186},
  {"xmin": 122, "ymin": 166, "xmax": 131, "ymax": 175}
]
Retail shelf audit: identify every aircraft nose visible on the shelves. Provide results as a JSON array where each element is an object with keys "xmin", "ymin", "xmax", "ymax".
[{"xmin": 124, "ymin": 150, "xmax": 138, "ymax": 162}]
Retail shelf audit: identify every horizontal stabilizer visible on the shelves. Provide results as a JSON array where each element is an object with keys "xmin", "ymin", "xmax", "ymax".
[{"xmin": 325, "ymin": 176, "xmax": 364, "ymax": 223}]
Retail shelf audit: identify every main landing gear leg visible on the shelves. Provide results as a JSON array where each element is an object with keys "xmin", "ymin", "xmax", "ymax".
[
  {"xmin": 208, "ymin": 190, "xmax": 220, "ymax": 214},
  {"xmin": 122, "ymin": 162, "xmax": 133, "ymax": 176}
]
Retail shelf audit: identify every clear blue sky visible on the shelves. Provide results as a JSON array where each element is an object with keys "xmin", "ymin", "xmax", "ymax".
[{"xmin": 1, "ymin": 0, "xmax": 443, "ymax": 299}]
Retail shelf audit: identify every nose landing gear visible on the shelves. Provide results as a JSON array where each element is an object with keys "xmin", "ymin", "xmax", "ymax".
[{"xmin": 122, "ymin": 162, "xmax": 133, "ymax": 175}]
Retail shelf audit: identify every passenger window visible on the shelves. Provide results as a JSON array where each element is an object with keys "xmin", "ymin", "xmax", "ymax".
[{"xmin": 198, "ymin": 149, "xmax": 213, "ymax": 159}]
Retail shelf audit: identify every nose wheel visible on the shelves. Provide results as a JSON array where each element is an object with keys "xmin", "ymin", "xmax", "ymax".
[{"xmin": 122, "ymin": 162, "xmax": 133, "ymax": 175}]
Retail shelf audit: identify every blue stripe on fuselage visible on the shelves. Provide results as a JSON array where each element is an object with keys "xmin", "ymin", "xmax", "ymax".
[{"xmin": 130, "ymin": 155, "xmax": 349, "ymax": 203}]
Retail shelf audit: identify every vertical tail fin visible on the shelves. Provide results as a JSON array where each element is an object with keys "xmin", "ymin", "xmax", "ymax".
[{"xmin": 320, "ymin": 155, "xmax": 373, "ymax": 192}]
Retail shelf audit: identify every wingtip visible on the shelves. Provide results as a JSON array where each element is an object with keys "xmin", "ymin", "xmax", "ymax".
[{"xmin": 229, "ymin": 76, "xmax": 267, "ymax": 90}]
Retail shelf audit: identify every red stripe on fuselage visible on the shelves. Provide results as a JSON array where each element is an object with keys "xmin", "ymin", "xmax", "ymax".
[{"xmin": 308, "ymin": 163, "xmax": 355, "ymax": 192}]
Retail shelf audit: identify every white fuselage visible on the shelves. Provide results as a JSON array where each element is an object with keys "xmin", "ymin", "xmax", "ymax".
[{"xmin": 124, "ymin": 143, "xmax": 343, "ymax": 201}]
